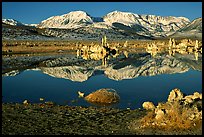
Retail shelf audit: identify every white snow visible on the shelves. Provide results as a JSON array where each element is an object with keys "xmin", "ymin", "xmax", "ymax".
[
  {"xmin": 2, "ymin": 18, "xmax": 24, "ymax": 26},
  {"xmin": 37, "ymin": 10, "xmax": 190, "ymax": 33}
]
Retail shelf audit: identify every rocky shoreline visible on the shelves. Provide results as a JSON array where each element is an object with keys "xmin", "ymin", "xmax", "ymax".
[
  {"xmin": 2, "ymin": 103, "xmax": 146, "ymax": 135},
  {"xmin": 2, "ymin": 89, "xmax": 202, "ymax": 135}
]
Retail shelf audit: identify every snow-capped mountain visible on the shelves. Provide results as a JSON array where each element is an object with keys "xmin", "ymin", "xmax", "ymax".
[
  {"xmin": 2, "ymin": 18, "xmax": 24, "ymax": 26},
  {"xmin": 104, "ymin": 11, "xmax": 190, "ymax": 32},
  {"xmin": 37, "ymin": 11, "xmax": 93, "ymax": 29},
  {"xmin": 2, "ymin": 18, "xmax": 38, "ymax": 27},
  {"xmin": 169, "ymin": 17, "xmax": 202, "ymax": 40},
  {"xmin": 177, "ymin": 17, "xmax": 202, "ymax": 33},
  {"xmin": 38, "ymin": 10, "xmax": 190, "ymax": 33},
  {"xmin": 2, "ymin": 10, "xmax": 201, "ymax": 40}
]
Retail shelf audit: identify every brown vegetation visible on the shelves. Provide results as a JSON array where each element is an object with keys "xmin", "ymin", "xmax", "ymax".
[
  {"xmin": 140, "ymin": 101, "xmax": 201, "ymax": 130},
  {"xmin": 130, "ymin": 89, "xmax": 202, "ymax": 133}
]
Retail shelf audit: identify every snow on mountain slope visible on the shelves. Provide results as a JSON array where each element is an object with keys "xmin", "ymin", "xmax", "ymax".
[
  {"xmin": 37, "ymin": 10, "xmax": 191, "ymax": 38},
  {"xmin": 178, "ymin": 17, "xmax": 202, "ymax": 32},
  {"xmin": 37, "ymin": 11, "xmax": 93, "ymax": 29},
  {"xmin": 3, "ymin": 10, "xmax": 201, "ymax": 40},
  {"xmin": 103, "ymin": 10, "xmax": 141, "ymax": 26},
  {"xmin": 104, "ymin": 11, "xmax": 190, "ymax": 32},
  {"xmin": 2, "ymin": 19, "xmax": 24, "ymax": 26},
  {"xmin": 24, "ymin": 24, "xmax": 38, "ymax": 27},
  {"xmin": 168, "ymin": 18, "xmax": 202, "ymax": 40}
]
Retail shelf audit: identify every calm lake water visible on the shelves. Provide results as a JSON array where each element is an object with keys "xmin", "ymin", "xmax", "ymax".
[{"xmin": 2, "ymin": 51, "xmax": 202, "ymax": 109}]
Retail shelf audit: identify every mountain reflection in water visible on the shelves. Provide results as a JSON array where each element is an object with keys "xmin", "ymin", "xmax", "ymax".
[{"xmin": 2, "ymin": 50, "xmax": 202, "ymax": 109}]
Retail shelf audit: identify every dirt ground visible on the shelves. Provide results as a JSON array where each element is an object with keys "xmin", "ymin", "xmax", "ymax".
[
  {"xmin": 2, "ymin": 103, "xmax": 202, "ymax": 135},
  {"xmin": 2, "ymin": 39, "xmax": 168, "ymax": 55}
]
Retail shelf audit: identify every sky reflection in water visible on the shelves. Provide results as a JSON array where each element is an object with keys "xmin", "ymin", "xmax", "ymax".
[{"xmin": 2, "ymin": 52, "xmax": 202, "ymax": 109}]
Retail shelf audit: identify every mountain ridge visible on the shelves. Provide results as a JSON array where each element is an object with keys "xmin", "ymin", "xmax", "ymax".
[
  {"xmin": 37, "ymin": 10, "xmax": 190, "ymax": 33},
  {"xmin": 2, "ymin": 10, "xmax": 202, "ymax": 40}
]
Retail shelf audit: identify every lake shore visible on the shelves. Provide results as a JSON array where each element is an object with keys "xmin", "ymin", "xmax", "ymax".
[
  {"xmin": 2, "ymin": 39, "xmax": 168, "ymax": 55},
  {"xmin": 2, "ymin": 39, "xmax": 202, "ymax": 135},
  {"xmin": 2, "ymin": 103, "xmax": 202, "ymax": 135}
]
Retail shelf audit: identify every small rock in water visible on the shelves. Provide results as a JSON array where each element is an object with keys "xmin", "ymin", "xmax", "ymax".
[
  {"xmin": 84, "ymin": 88, "xmax": 120, "ymax": 106},
  {"xmin": 40, "ymin": 98, "xmax": 44, "ymax": 101},
  {"xmin": 23, "ymin": 100, "xmax": 29, "ymax": 105},
  {"xmin": 78, "ymin": 91, "xmax": 85, "ymax": 98}
]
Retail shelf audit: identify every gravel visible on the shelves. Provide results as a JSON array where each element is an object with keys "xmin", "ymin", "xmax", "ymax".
[{"xmin": 2, "ymin": 103, "xmax": 202, "ymax": 135}]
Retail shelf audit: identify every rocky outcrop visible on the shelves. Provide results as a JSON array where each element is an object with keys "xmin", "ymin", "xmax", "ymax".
[
  {"xmin": 141, "ymin": 88, "xmax": 202, "ymax": 129},
  {"xmin": 167, "ymin": 88, "xmax": 184, "ymax": 102}
]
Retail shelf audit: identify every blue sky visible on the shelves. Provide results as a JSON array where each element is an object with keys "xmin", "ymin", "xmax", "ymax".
[{"xmin": 2, "ymin": 2, "xmax": 202, "ymax": 24}]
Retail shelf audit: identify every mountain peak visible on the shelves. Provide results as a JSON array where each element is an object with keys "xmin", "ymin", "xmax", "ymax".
[
  {"xmin": 64, "ymin": 10, "xmax": 89, "ymax": 17},
  {"xmin": 2, "ymin": 18, "xmax": 24, "ymax": 26},
  {"xmin": 104, "ymin": 10, "xmax": 139, "ymax": 26},
  {"xmin": 38, "ymin": 10, "xmax": 93, "ymax": 29}
]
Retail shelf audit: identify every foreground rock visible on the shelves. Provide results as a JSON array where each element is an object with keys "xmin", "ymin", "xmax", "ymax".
[
  {"xmin": 139, "ymin": 88, "xmax": 202, "ymax": 131},
  {"xmin": 81, "ymin": 88, "xmax": 120, "ymax": 106}
]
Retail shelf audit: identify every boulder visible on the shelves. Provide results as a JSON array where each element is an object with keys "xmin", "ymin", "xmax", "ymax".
[
  {"xmin": 183, "ymin": 92, "xmax": 202, "ymax": 104},
  {"xmin": 155, "ymin": 108, "xmax": 165, "ymax": 120},
  {"xmin": 192, "ymin": 92, "xmax": 202, "ymax": 100},
  {"xmin": 142, "ymin": 101, "xmax": 155, "ymax": 110},
  {"xmin": 167, "ymin": 88, "xmax": 184, "ymax": 102},
  {"xmin": 184, "ymin": 95, "xmax": 194, "ymax": 104},
  {"xmin": 84, "ymin": 88, "xmax": 120, "ymax": 105}
]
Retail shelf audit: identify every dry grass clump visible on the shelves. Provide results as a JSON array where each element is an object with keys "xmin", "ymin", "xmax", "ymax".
[
  {"xmin": 133, "ymin": 89, "xmax": 203, "ymax": 132},
  {"xmin": 139, "ymin": 101, "xmax": 202, "ymax": 131}
]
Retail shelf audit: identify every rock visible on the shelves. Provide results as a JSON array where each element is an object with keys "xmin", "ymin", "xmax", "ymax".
[
  {"xmin": 39, "ymin": 98, "xmax": 44, "ymax": 101},
  {"xmin": 78, "ymin": 91, "xmax": 85, "ymax": 98},
  {"xmin": 167, "ymin": 88, "xmax": 184, "ymax": 102},
  {"xmin": 140, "ymin": 89, "xmax": 202, "ymax": 130},
  {"xmin": 184, "ymin": 95, "xmax": 194, "ymax": 104},
  {"xmin": 142, "ymin": 102, "xmax": 155, "ymax": 110},
  {"xmin": 84, "ymin": 88, "xmax": 120, "ymax": 105},
  {"xmin": 183, "ymin": 92, "xmax": 202, "ymax": 104},
  {"xmin": 155, "ymin": 108, "xmax": 165, "ymax": 120},
  {"xmin": 192, "ymin": 92, "xmax": 202, "ymax": 100},
  {"xmin": 23, "ymin": 100, "xmax": 29, "ymax": 105}
]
